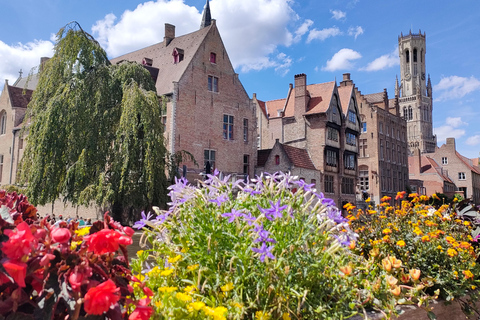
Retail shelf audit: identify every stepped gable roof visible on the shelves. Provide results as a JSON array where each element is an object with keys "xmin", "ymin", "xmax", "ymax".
[
  {"xmin": 456, "ymin": 151, "xmax": 480, "ymax": 175},
  {"xmin": 110, "ymin": 25, "xmax": 212, "ymax": 95},
  {"xmin": 281, "ymin": 144, "xmax": 316, "ymax": 170},
  {"xmin": 257, "ymin": 149, "xmax": 272, "ymax": 167},
  {"xmin": 7, "ymin": 85, "xmax": 33, "ymax": 109},
  {"xmin": 337, "ymin": 83, "xmax": 353, "ymax": 114},
  {"xmin": 265, "ymin": 98, "xmax": 286, "ymax": 118}
]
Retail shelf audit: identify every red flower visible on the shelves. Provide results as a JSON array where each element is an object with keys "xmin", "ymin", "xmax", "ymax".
[
  {"xmin": 129, "ymin": 306, "xmax": 153, "ymax": 320},
  {"xmin": 1, "ymin": 221, "xmax": 36, "ymax": 260},
  {"xmin": 69, "ymin": 265, "xmax": 92, "ymax": 292},
  {"xmin": 86, "ymin": 229, "xmax": 132, "ymax": 255},
  {"xmin": 84, "ymin": 279, "xmax": 120, "ymax": 315},
  {"xmin": 51, "ymin": 227, "xmax": 71, "ymax": 243},
  {"xmin": 40, "ymin": 253, "xmax": 56, "ymax": 266},
  {"xmin": 123, "ymin": 226, "xmax": 135, "ymax": 237},
  {"xmin": 3, "ymin": 260, "xmax": 27, "ymax": 287}
]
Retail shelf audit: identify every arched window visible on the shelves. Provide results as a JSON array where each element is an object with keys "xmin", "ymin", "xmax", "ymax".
[
  {"xmin": 408, "ymin": 106, "xmax": 413, "ymax": 120},
  {"xmin": 405, "ymin": 50, "xmax": 410, "ymax": 63},
  {"xmin": 403, "ymin": 107, "xmax": 407, "ymax": 119},
  {"xmin": 413, "ymin": 48, "xmax": 417, "ymax": 62},
  {"xmin": 0, "ymin": 112, "xmax": 6, "ymax": 135}
]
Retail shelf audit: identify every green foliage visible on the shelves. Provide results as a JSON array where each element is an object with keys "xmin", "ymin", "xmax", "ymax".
[{"xmin": 20, "ymin": 22, "xmax": 167, "ymax": 217}]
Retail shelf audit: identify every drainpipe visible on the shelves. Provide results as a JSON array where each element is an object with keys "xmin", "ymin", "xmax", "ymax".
[{"xmin": 9, "ymin": 128, "xmax": 20, "ymax": 184}]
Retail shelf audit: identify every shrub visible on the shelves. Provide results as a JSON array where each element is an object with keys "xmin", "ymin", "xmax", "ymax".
[
  {"xmin": 132, "ymin": 171, "xmax": 399, "ymax": 319},
  {"xmin": 0, "ymin": 190, "xmax": 147, "ymax": 319}
]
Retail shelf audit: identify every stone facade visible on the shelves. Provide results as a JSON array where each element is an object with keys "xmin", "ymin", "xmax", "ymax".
[
  {"xmin": 255, "ymin": 73, "xmax": 360, "ymax": 207},
  {"xmin": 397, "ymin": 30, "xmax": 436, "ymax": 154},
  {"xmin": 355, "ymin": 76, "xmax": 409, "ymax": 204}
]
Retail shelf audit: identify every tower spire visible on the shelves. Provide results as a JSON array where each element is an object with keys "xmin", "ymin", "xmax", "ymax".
[
  {"xmin": 200, "ymin": 0, "xmax": 212, "ymax": 29},
  {"xmin": 395, "ymin": 75, "xmax": 400, "ymax": 97}
]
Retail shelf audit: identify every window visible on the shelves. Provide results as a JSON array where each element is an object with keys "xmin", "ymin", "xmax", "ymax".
[
  {"xmin": 327, "ymin": 127, "xmax": 338, "ymax": 141},
  {"xmin": 275, "ymin": 155, "xmax": 280, "ymax": 165},
  {"xmin": 210, "ymin": 52, "xmax": 217, "ymax": 64},
  {"xmin": 348, "ymin": 110, "xmax": 356, "ymax": 124},
  {"xmin": 413, "ymin": 48, "xmax": 417, "ymax": 63},
  {"xmin": 172, "ymin": 48, "xmax": 184, "ymax": 64},
  {"xmin": 204, "ymin": 150, "xmax": 216, "ymax": 173},
  {"xmin": 324, "ymin": 175, "xmax": 334, "ymax": 193},
  {"xmin": 326, "ymin": 150, "xmax": 337, "ymax": 167},
  {"xmin": 405, "ymin": 50, "xmax": 410, "ymax": 63},
  {"xmin": 403, "ymin": 107, "xmax": 407, "ymax": 119},
  {"xmin": 344, "ymin": 153, "xmax": 355, "ymax": 170},
  {"xmin": 442, "ymin": 157, "xmax": 448, "ymax": 165},
  {"xmin": 0, "ymin": 113, "xmax": 6, "ymax": 135},
  {"xmin": 311, "ymin": 179, "xmax": 316, "ymax": 189},
  {"xmin": 243, "ymin": 154, "xmax": 250, "ymax": 177},
  {"xmin": 361, "ymin": 122, "xmax": 367, "ymax": 133},
  {"xmin": 0, "ymin": 155, "xmax": 3, "ymax": 182},
  {"xmin": 386, "ymin": 125, "xmax": 390, "ymax": 136},
  {"xmin": 380, "ymin": 140, "xmax": 384, "ymax": 160},
  {"xmin": 346, "ymin": 132, "xmax": 356, "ymax": 146},
  {"xmin": 359, "ymin": 170, "xmax": 369, "ymax": 191},
  {"xmin": 408, "ymin": 106, "xmax": 413, "ymax": 120},
  {"xmin": 19, "ymin": 138, "xmax": 24, "ymax": 150},
  {"xmin": 359, "ymin": 138, "xmax": 367, "ymax": 158},
  {"xmin": 243, "ymin": 118, "xmax": 248, "ymax": 142},
  {"xmin": 386, "ymin": 142, "xmax": 390, "ymax": 161},
  {"xmin": 341, "ymin": 177, "xmax": 355, "ymax": 195},
  {"xmin": 223, "ymin": 115, "xmax": 234, "ymax": 140},
  {"xmin": 208, "ymin": 75, "xmax": 218, "ymax": 92},
  {"xmin": 379, "ymin": 122, "xmax": 383, "ymax": 134},
  {"xmin": 459, "ymin": 172, "xmax": 466, "ymax": 180}
]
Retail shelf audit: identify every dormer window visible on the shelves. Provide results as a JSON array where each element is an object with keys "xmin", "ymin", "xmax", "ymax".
[
  {"xmin": 210, "ymin": 52, "xmax": 216, "ymax": 64},
  {"xmin": 142, "ymin": 58, "xmax": 153, "ymax": 66},
  {"xmin": 172, "ymin": 48, "xmax": 184, "ymax": 64}
]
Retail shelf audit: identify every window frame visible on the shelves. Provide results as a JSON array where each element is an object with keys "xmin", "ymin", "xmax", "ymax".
[
  {"xmin": 208, "ymin": 75, "xmax": 219, "ymax": 92},
  {"xmin": 210, "ymin": 52, "xmax": 217, "ymax": 64},
  {"xmin": 204, "ymin": 149, "xmax": 216, "ymax": 173},
  {"xmin": 223, "ymin": 114, "xmax": 234, "ymax": 140},
  {"xmin": 459, "ymin": 172, "xmax": 466, "ymax": 180}
]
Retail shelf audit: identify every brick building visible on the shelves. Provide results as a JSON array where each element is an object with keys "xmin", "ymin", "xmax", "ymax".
[
  {"xmin": 255, "ymin": 73, "xmax": 360, "ymax": 206},
  {"xmin": 110, "ymin": 1, "xmax": 257, "ymax": 182},
  {"xmin": 355, "ymin": 75, "xmax": 409, "ymax": 204}
]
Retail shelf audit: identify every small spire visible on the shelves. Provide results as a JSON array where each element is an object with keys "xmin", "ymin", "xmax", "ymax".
[
  {"xmin": 200, "ymin": 0, "xmax": 212, "ymax": 29},
  {"xmin": 19, "ymin": 69, "xmax": 23, "ymax": 78},
  {"xmin": 395, "ymin": 75, "xmax": 399, "ymax": 97}
]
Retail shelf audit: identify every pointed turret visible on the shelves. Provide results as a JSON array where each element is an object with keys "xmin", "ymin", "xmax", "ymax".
[
  {"xmin": 200, "ymin": 0, "xmax": 212, "ymax": 29},
  {"xmin": 427, "ymin": 74, "xmax": 432, "ymax": 98},
  {"xmin": 395, "ymin": 75, "xmax": 400, "ymax": 97}
]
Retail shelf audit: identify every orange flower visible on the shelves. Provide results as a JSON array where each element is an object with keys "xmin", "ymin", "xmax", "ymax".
[
  {"xmin": 463, "ymin": 270, "xmax": 474, "ymax": 279},
  {"xmin": 390, "ymin": 285, "xmax": 401, "ymax": 296},
  {"xmin": 421, "ymin": 235, "xmax": 430, "ymax": 242},
  {"xmin": 401, "ymin": 273, "xmax": 410, "ymax": 283},
  {"xmin": 382, "ymin": 228, "xmax": 392, "ymax": 235},
  {"xmin": 432, "ymin": 193, "xmax": 440, "ymax": 200},
  {"xmin": 339, "ymin": 266, "xmax": 352, "ymax": 276},
  {"xmin": 395, "ymin": 191, "xmax": 406, "ymax": 200},
  {"xmin": 348, "ymin": 241, "xmax": 356, "ymax": 250},
  {"xmin": 389, "ymin": 256, "xmax": 402, "ymax": 269},
  {"xmin": 447, "ymin": 248, "xmax": 458, "ymax": 257},
  {"xmin": 381, "ymin": 196, "xmax": 392, "ymax": 202},
  {"xmin": 382, "ymin": 257, "xmax": 392, "ymax": 272},
  {"xmin": 386, "ymin": 275, "xmax": 398, "ymax": 287},
  {"xmin": 397, "ymin": 240, "xmax": 406, "ymax": 247},
  {"xmin": 409, "ymin": 269, "xmax": 421, "ymax": 281}
]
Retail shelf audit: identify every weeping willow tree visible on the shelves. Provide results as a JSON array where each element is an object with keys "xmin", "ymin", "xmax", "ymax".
[{"xmin": 20, "ymin": 22, "xmax": 168, "ymax": 222}]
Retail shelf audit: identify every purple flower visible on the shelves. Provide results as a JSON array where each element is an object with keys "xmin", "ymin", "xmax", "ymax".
[
  {"xmin": 133, "ymin": 211, "xmax": 153, "ymax": 229},
  {"xmin": 327, "ymin": 208, "xmax": 348, "ymax": 224},
  {"xmin": 209, "ymin": 193, "xmax": 229, "ymax": 206},
  {"xmin": 222, "ymin": 209, "xmax": 243, "ymax": 223},
  {"xmin": 258, "ymin": 199, "xmax": 287, "ymax": 220},
  {"xmin": 242, "ymin": 186, "xmax": 262, "ymax": 196},
  {"xmin": 254, "ymin": 228, "xmax": 276, "ymax": 244},
  {"xmin": 156, "ymin": 212, "xmax": 170, "ymax": 224},
  {"xmin": 251, "ymin": 243, "xmax": 275, "ymax": 262},
  {"xmin": 333, "ymin": 234, "xmax": 352, "ymax": 247},
  {"xmin": 294, "ymin": 179, "xmax": 315, "ymax": 192},
  {"xmin": 241, "ymin": 212, "xmax": 256, "ymax": 225}
]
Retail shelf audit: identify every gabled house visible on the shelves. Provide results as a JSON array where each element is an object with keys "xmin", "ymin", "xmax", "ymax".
[
  {"xmin": 255, "ymin": 73, "xmax": 360, "ymax": 206},
  {"xmin": 408, "ymin": 148, "xmax": 455, "ymax": 197},
  {"xmin": 110, "ymin": 0, "xmax": 257, "ymax": 182}
]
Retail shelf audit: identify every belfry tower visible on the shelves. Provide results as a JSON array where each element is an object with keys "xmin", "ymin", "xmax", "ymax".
[{"xmin": 397, "ymin": 30, "xmax": 436, "ymax": 154}]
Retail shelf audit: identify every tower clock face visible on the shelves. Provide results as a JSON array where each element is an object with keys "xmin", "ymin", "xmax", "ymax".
[
  {"xmin": 421, "ymin": 73, "xmax": 425, "ymax": 80},
  {"xmin": 405, "ymin": 73, "xmax": 411, "ymax": 81}
]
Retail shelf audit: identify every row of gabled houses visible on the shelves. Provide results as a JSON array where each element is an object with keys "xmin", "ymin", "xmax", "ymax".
[{"xmin": 1, "ymin": 0, "xmax": 480, "ymax": 212}]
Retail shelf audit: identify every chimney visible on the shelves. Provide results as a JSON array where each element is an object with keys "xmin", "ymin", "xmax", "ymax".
[
  {"xmin": 294, "ymin": 73, "xmax": 308, "ymax": 116},
  {"xmin": 164, "ymin": 24, "xmax": 175, "ymax": 46},
  {"xmin": 340, "ymin": 73, "xmax": 353, "ymax": 86},
  {"xmin": 39, "ymin": 57, "xmax": 50, "ymax": 73},
  {"xmin": 446, "ymin": 137, "xmax": 456, "ymax": 150},
  {"xmin": 412, "ymin": 148, "xmax": 422, "ymax": 176}
]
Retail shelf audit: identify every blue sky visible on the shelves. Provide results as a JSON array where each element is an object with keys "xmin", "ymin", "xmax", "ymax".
[{"xmin": 1, "ymin": 0, "xmax": 480, "ymax": 158}]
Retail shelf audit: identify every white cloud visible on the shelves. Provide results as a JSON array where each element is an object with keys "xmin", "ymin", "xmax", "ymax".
[
  {"xmin": 330, "ymin": 10, "xmax": 346, "ymax": 20},
  {"xmin": 0, "ymin": 39, "xmax": 54, "ymax": 90},
  {"xmin": 322, "ymin": 48, "xmax": 361, "ymax": 72},
  {"xmin": 274, "ymin": 52, "xmax": 292, "ymax": 76},
  {"xmin": 433, "ymin": 75, "xmax": 480, "ymax": 101},
  {"xmin": 307, "ymin": 27, "xmax": 342, "ymax": 43},
  {"xmin": 92, "ymin": 0, "xmax": 297, "ymax": 73},
  {"xmin": 360, "ymin": 48, "xmax": 399, "ymax": 71},
  {"xmin": 347, "ymin": 26, "xmax": 364, "ymax": 40},
  {"xmin": 466, "ymin": 135, "xmax": 480, "ymax": 146},
  {"xmin": 293, "ymin": 19, "xmax": 313, "ymax": 42},
  {"xmin": 434, "ymin": 116, "xmax": 467, "ymax": 144}
]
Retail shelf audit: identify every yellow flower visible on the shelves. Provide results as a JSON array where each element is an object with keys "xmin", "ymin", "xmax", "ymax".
[
  {"xmin": 221, "ymin": 282, "xmax": 234, "ymax": 292},
  {"xmin": 397, "ymin": 240, "xmax": 406, "ymax": 247},
  {"xmin": 382, "ymin": 257, "xmax": 392, "ymax": 272},
  {"xmin": 213, "ymin": 306, "xmax": 228, "ymax": 320},
  {"xmin": 75, "ymin": 227, "xmax": 91, "ymax": 236},
  {"xmin": 282, "ymin": 313, "xmax": 291, "ymax": 320},
  {"xmin": 447, "ymin": 248, "xmax": 458, "ymax": 257},
  {"xmin": 187, "ymin": 264, "xmax": 199, "ymax": 271},
  {"xmin": 188, "ymin": 301, "xmax": 205, "ymax": 312},
  {"xmin": 421, "ymin": 235, "xmax": 430, "ymax": 242},
  {"xmin": 390, "ymin": 285, "xmax": 401, "ymax": 296},
  {"xmin": 365, "ymin": 197, "xmax": 371, "ymax": 203},
  {"xmin": 409, "ymin": 269, "xmax": 421, "ymax": 281},
  {"xmin": 168, "ymin": 255, "xmax": 182, "ymax": 263},
  {"xmin": 382, "ymin": 228, "xmax": 392, "ymax": 235},
  {"xmin": 147, "ymin": 266, "xmax": 161, "ymax": 277},
  {"xmin": 158, "ymin": 286, "xmax": 177, "ymax": 293},
  {"xmin": 184, "ymin": 285, "xmax": 197, "ymax": 293},
  {"xmin": 137, "ymin": 250, "xmax": 144, "ymax": 256},
  {"xmin": 160, "ymin": 268, "xmax": 174, "ymax": 276},
  {"xmin": 389, "ymin": 256, "xmax": 402, "ymax": 268},
  {"xmin": 70, "ymin": 241, "xmax": 82, "ymax": 250},
  {"xmin": 463, "ymin": 270, "xmax": 474, "ymax": 279},
  {"xmin": 176, "ymin": 292, "xmax": 193, "ymax": 302},
  {"xmin": 255, "ymin": 311, "xmax": 271, "ymax": 320}
]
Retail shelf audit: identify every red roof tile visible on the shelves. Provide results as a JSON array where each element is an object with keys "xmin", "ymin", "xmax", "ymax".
[
  {"xmin": 337, "ymin": 84, "xmax": 353, "ymax": 114},
  {"xmin": 282, "ymin": 144, "xmax": 316, "ymax": 170}
]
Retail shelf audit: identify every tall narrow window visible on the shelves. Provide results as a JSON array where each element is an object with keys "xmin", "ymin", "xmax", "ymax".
[
  {"xmin": 408, "ymin": 106, "xmax": 413, "ymax": 120},
  {"xmin": 359, "ymin": 170, "xmax": 369, "ymax": 191},
  {"xmin": 243, "ymin": 118, "xmax": 248, "ymax": 142},
  {"xmin": 403, "ymin": 107, "xmax": 407, "ymax": 119},
  {"xmin": 223, "ymin": 115, "xmax": 234, "ymax": 140},
  {"xmin": 0, "ymin": 155, "xmax": 4, "ymax": 182},
  {"xmin": 361, "ymin": 122, "xmax": 367, "ymax": 133},
  {"xmin": 344, "ymin": 153, "xmax": 355, "ymax": 170},
  {"xmin": 243, "ymin": 154, "xmax": 250, "ymax": 177},
  {"xmin": 210, "ymin": 52, "xmax": 217, "ymax": 64},
  {"xmin": 326, "ymin": 150, "xmax": 337, "ymax": 167},
  {"xmin": 413, "ymin": 48, "xmax": 417, "ymax": 62},
  {"xmin": 348, "ymin": 110, "xmax": 356, "ymax": 124},
  {"xmin": 275, "ymin": 155, "xmax": 280, "ymax": 165},
  {"xmin": 324, "ymin": 175, "xmax": 334, "ymax": 193},
  {"xmin": 405, "ymin": 50, "xmax": 410, "ymax": 63},
  {"xmin": 0, "ymin": 113, "xmax": 6, "ymax": 135},
  {"xmin": 204, "ymin": 150, "xmax": 216, "ymax": 173},
  {"xmin": 208, "ymin": 75, "xmax": 219, "ymax": 92},
  {"xmin": 442, "ymin": 157, "xmax": 448, "ymax": 165},
  {"xmin": 346, "ymin": 132, "xmax": 356, "ymax": 146}
]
